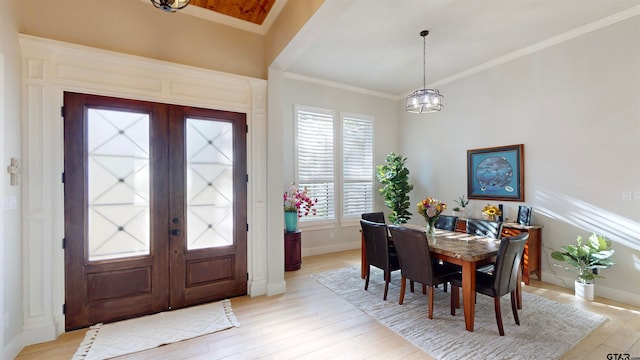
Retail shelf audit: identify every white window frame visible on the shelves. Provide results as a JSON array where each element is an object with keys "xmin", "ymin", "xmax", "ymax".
[
  {"xmin": 293, "ymin": 105, "xmax": 375, "ymax": 229},
  {"xmin": 294, "ymin": 105, "xmax": 337, "ymax": 227},
  {"xmin": 340, "ymin": 112, "xmax": 374, "ymax": 225}
]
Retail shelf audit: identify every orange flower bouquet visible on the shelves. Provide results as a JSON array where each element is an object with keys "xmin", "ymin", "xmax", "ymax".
[{"xmin": 416, "ymin": 197, "xmax": 446, "ymax": 236}]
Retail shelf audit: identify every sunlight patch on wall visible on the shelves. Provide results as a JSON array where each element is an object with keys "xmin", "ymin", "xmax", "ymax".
[{"xmin": 535, "ymin": 189, "xmax": 640, "ymax": 251}]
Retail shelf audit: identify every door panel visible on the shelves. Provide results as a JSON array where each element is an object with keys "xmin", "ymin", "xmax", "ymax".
[
  {"xmin": 64, "ymin": 93, "xmax": 247, "ymax": 330},
  {"xmin": 64, "ymin": 92, "xmax": 169, "ymax": 330},
  {"xmin": 168, "ymin": 106, "xmax": 247, "ymax": 308}
]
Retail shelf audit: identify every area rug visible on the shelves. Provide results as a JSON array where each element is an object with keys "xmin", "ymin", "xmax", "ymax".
[
  {"xmin": 72, "ymin": 299, "xmax": 239, "ymax": 360},
  {"xmin": 312, "ymin": 266, "xmax": 607, "ymax": 360}
]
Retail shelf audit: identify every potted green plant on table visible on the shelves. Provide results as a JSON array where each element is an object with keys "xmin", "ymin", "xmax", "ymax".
[
  {"xmin": 551, "ymin": 233, "xmax": 615, "ymax": 301},
  {"xmin": 452, "ymin": 194, "xmax": 469, "ymax": 218},
  {"xmin": 375, "ymin": 153, "xmax": 414, "ymax": 224}
]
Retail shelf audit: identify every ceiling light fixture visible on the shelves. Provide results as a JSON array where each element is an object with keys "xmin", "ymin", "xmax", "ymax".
[
  {"xmin": 150, "ymin": 0, "xmax": 190, "ymax": 13},
  {"xmin": 406, "ymin": 30, "xmax": 443, "ymax": 113}
]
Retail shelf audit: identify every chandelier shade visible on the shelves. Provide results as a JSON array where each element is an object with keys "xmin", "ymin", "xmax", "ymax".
[
  {"xmin": 406, "ymin": 88, "xmax": 443, "ymax": 113},
  {"xmin": 150, "ymin": 0, "xmax": 190, "ymax": 12},
  {"xmin": 406, "ymin": 30, "xmax": 443, "ymax": 113}
]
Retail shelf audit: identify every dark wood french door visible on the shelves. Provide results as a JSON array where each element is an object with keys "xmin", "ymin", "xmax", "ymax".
[{"xmin": 63, "ymin": 92, "xmax": 247, "ymax": 330}]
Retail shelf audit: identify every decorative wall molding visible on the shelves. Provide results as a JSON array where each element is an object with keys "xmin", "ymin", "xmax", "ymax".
[{"xmin": 19, "ymin": 34, "xmax": 272, "ymax": 343}]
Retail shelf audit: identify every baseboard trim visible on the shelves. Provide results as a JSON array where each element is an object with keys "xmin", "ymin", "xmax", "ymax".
[
  {"xmin": 302, "ymin": 241, "xmax": 360, "ymax": 257},
  {"xmin": 540, "ymin": 270, "xmax": 639, "ymax": 308},
  {"xmin": 3, "ymin": 331, "xmax": 24, "ymax": 360},
  {"xmin": 266, "ymin": 280, "xmax": 286, "ymax": 296},
  {"xmin": 248, "ymin": 278, "xmax": 267, "ymax": 297},
  {"xmin": 22, "ymin": 319, "xmax": 56, "ymax": 346}
]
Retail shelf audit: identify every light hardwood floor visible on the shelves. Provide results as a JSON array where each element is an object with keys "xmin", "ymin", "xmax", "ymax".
[{"xmin": 15, "ymin": 249, "xmax": 640, "ymax": 360}]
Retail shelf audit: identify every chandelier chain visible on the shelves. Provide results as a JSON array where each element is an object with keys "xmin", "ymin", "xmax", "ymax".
[
  {"xmin": 405, "ymin": 29, "xmax": 443, "ymax": 113},
  {"xmin": 422, "ymin": 33, "xmax": 426, "ymax": 90}
]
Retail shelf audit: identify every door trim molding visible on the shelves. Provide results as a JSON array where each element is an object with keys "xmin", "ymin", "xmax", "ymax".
[{"xmin": 19, "ymin": 34, "xmax": 273, "ymax": 342}]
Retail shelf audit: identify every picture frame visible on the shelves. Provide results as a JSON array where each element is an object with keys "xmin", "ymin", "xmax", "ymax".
[
  {"xmin": 517, "ymin": 205, "xmax": 532, "ymax": 226},
  {"xmin": 467, "ymin": 144, "xmax": 524, "ymax": 201}
]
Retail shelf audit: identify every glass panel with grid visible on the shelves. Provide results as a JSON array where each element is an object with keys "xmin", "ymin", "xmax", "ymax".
[
  {"xmin": 186, "ymin": 118, "xmax": 234, "ymax": 250},
  {"xmin": 87, "ymin": 108, "xmax": 150, "ymax": 261}
]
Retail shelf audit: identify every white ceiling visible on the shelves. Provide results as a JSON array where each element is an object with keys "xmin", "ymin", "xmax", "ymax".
[{"xmin": 272, "ymin": 0, "xmax": 640, "ymax": 97}]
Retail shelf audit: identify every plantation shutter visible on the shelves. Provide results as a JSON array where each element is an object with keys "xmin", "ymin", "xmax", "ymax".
[
  {"xmin": 296, "ymin": 106, "xmax": 335, "ymax": 221},
  {"xmin": 342, "ymin": 114, "xmax": 374, "ymax": 220}
]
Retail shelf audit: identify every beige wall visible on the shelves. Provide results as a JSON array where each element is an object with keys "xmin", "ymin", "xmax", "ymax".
[
  {"xmin": 17, "ymin": 0, "xmax": 325, "ymax": 81},
  {"xmin": 265, "ymin": 0, "xmax": 324, "ymax": 69},
  {"xmin": 17, "ymin": 0, "xmax": 266, "ymax": 79}
]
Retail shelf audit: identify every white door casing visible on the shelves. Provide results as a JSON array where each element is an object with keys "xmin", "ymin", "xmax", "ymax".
[{"xmin": 19, "ymin": 34, "xmax": 282, "ymax": 342}]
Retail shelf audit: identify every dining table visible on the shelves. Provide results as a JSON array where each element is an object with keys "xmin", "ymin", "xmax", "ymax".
[{"xmin": 360, "ymin": 224, "xmax": 504, "ymax": 332}]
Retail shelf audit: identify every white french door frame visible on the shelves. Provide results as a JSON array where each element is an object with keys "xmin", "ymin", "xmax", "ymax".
[{"xmin": 19, "ymin": 34, "xmax": 282, "ymax": 342}]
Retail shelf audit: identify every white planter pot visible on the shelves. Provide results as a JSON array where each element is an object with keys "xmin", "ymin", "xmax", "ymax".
[
  {"xmin": 574, "ymin": 280, "xmax": 594, "ymax": 301},
  {"xmin": 454, "ymin": 209, "xmax": 466, "ymax": 219}
]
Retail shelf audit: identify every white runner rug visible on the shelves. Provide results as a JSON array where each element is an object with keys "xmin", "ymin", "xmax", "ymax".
[
  {"xmin": 312, "ymin": 266, "xmax": 607, "ymax": 360},
  {"xmin": 72, "ymin": 299, "xmax": 239, "ymax": 360}
]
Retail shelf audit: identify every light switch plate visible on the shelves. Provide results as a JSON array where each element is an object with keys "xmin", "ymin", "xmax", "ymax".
[{"xmin": 4, "ymin": 196, "xmax": 17, "ymax": 210}]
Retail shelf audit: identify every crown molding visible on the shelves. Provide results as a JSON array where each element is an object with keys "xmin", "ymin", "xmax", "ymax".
[
  {"xmin": 431, "ymin": 5, "xmax": 640, "ymax": 88},
  {"xmin": 283, "ymin": 72, "xmax": 398, "ymax": 100}
]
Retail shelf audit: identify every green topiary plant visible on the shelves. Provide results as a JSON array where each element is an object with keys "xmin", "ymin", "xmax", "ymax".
[
  {"xmin": 375, "ymin": 153, "xmax": 414, "ymax": 224},
  {"xmin": 551, "ymin": 233, "xmax": 615, "ymax": 284}
]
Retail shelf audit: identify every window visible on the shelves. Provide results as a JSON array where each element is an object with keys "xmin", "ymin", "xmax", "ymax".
[
  {"xmin": 295, "ymin": 106, "xmax": 335, "ymax": 222},
  {"xmin": 294, "ymin": 105, "xmax": 374, "ymax": 224},
  {"xmin": 342, "ymin": 113, "xmax": 374, "ymax": 220}
]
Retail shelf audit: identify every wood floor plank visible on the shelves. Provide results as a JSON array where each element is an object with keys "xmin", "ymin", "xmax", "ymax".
[{"xmin": 14, "ymin": 249, "xmax": 640, "ymax": 360}]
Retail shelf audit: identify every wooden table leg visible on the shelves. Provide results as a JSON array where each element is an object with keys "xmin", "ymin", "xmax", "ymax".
[{"xmin": 462, "ymin": 261, "xmax": 476, "ymax": 332}]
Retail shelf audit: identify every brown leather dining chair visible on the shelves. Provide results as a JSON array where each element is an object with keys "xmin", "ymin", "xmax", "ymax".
[
  {"xmin": 360, "ymin": 219, "xmax": 399, "ymax": 301},
  {"xmin": 466, "ymin": 218, "xmax": 504, "ymax": 274},
  {"xmin": 450, "ymin": 232, "xmax": 529, "ymax": 335},
  {"xmin": 466, "ymin": 218, "xmax": 503, "ymax": 239},
  {"xmin": 387, "ymin": 225, "xmax": 460, "ymax": 319},
  {"xmin": 361, "ymin": 211, "xmax": 386, "ymax": 224}
]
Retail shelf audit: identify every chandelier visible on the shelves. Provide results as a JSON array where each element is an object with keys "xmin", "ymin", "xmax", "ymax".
[
  {"xmin": 150, "ymin": 0, "xmax": 190, "ymax": 13},
  {"xmin": 406, "ymin": 30, "xmax": 443, "ymax": 113}
]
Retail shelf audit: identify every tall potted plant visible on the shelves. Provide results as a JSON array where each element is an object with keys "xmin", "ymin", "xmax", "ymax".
[
  {"xmin": 551, "ymin": 233, "xmax": 615, "ymax": 301},
  {"xmin": 375, "ymin": 153, "xmax": 413, "ymax": 224}
]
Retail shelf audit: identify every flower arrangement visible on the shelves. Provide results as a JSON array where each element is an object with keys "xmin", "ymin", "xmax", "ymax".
[
  {"xmin": 416, "ymin": 197, "xmax": 446, "ymax": 230},
  {"xmin": 283, "ymin": 183, "xmax": 318, "ymax": 218},
  {"xmin": 482, "ymin": 204, "xmax": 502, "ymax": 220}
]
